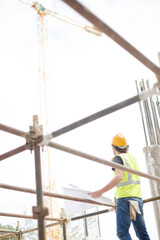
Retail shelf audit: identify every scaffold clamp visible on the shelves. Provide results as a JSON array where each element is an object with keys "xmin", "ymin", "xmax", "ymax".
[
  {"xmin": 32, "ymin": 206, "xmax": 49, "ymax": 219},
  {"xmin": 139, "ymin": 82, "xmax": 160, "ymax": 100},
  {"xmin": 60, "ymin": 208, "xmax": 71, "ymax": 224},
  {"xmin": 38, "ymin": 135, "xmax": 50, "ymax": 148},
  {"xmin": 26, "ymin": 115, "xmax": 43, "ymax": 152}
]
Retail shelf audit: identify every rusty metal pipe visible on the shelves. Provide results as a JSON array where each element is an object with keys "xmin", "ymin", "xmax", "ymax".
[
  {"xmin": 0, "ymin": 229, "xmax": 16, "ymax": 233},
  {"xmin": 46, "ymin": 95, "xmax": 139, "ymax": 140},
  {"xmin": 0, "ymin": 145, "xmax": 27, "ymax": 161},
  {"xmin": 0, "ymin": 233, "xmax": 16, "ymax": 239},
  {"xmin": 48, "ymin": 141, "xmax": 160, "ymax": 183},
  {"xmin": 0, "ymin": 212, "xmax": 60, "ymax": 222},
  {"xmin": 22, "ymin": 221, "xmax": 60, "ymax": 234},
  {"xmin": 0, "ymin": 183, "xmax": 113, "ymax": 207},
  {"xmin": 0, "ymin": 124, "xmax": 27, "ymax": 138},
  {"xmin": 143, "ymin": 195, "xmax": 160, "ymax": 204},
  {"xmin": 62, "ymin": 0, "xmax": 160, "ymax": 81},
  {"xmin": 34, "ymin": 145, "xmax": 46, "ymax": 240},
  {"xmin": 62, "ymin": 222, "xmax": 67, "ymax": 240},
  {"xmin": 71, "ymin": 208, "xmax": 112, "ymax": 221}
]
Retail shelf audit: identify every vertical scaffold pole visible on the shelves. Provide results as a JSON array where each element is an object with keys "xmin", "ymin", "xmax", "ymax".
[
  {"xmin": 16, "ymin": 221, "xmax": 22, "ymax": 240},
  {"xmin": 60, "ymin": 208, "xmax": 67, "ymax": 240},
  {"xmin": 34, "ymin": 145, "xmax": 46, "ymax": 240},
  {"xmin": 31, "ymin": 115, "xmax": 48, "ymax": 240},
  {"xmin": 62, "ymin": 223, "xmax": 67, "ymax": 240},
  {"xmin": 135, "ymin": 80, "xmax": 148, "ymax": 146},
  {"xmin": 136, "ymin": 80, "xmax": 160, "ymax": 239}
]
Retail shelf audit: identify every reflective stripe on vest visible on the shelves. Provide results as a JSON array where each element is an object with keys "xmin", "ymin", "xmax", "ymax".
[{"xmin": 117, "ymin": 156, "xmax": 140, "ymax": 188}]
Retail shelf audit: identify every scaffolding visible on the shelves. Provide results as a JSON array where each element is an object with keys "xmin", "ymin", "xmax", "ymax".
[
  {"xmin": 1, "ymin": 0, "xmax": 160, "ymax": 239},
  {"xmin": 136, "ymin": 79, "xmax": 160, "ymax": 238}
]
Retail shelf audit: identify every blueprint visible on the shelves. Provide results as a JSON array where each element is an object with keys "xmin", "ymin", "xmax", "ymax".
[{"xmin": 62, "ymin": 186, "xmax": 115, "ymax": 216}]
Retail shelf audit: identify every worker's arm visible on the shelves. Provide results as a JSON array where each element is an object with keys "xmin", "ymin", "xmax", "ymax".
[{"xmin": 88, "ymin": 168, "xmax": 123, "ymax": 199}]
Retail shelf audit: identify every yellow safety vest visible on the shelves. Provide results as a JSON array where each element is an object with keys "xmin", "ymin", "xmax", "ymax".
[{"xmin": 112, "ymin": 153, "xmax": 142, "ymax": 199}]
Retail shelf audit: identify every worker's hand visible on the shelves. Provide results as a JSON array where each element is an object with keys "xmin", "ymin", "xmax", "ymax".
[{"xmin": 88, "ymin": 189, "xmax": 103, "ymax": 199}]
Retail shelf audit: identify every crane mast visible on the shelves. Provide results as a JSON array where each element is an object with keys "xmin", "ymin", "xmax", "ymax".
[{"xmin": 35, "ymin": 4, "xmax": 62, "ymax": 240}]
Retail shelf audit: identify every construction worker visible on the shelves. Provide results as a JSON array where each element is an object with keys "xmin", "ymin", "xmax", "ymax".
[{"xmin": 88, "ymin": 133, "xmax": 151, "ymax": 240}]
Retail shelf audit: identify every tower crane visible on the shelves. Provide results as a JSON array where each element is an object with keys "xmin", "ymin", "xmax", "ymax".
[
  {"xmin": 18, "ymin": 1, "xmax": 102, "ymax": 239},
  {"xmin": 19, "ymin": 0, "xmax": 102, "ymax": 36}
]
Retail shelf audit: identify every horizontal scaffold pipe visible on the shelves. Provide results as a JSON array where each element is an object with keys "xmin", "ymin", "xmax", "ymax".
[
  {"xmin": 0, "ymin": 124, "xmax": 27, "ymax": 138},
  {"xmin": 143, "ymin": 195, "xmax": 160, "ymax": 204},
  {"xmin": 0, "ymin": 145, "xmax": 27, "ymax": 161},
  {"xmin": 0, "ymin": 233, "xmax": 16, "ymax": 239},
  {"xmin": 0, "ymin": 183, "xmax": 113, "ymax": 207},
  {"xmin": 45, "ymin": 85, "xmax": 159, "ymax": 141},
  {"xmin": 48, "ymin": 141, "xmax": 160, "ymax": 183},
  {"xmin": 71, "ymin": 194, "xmax": 160, "ymax": 221},
  {"xmin": 70, "ymin": 194, "xmax": 157, "ymax": 221},
  {"xmin": 0, "ymin": 229, "xmax": 16, "ymax": 233},
  {"xmin": 22, "ymin": 222, "xmax": 60, "ymax": 234},
  {"xmin": 71, "ymin": 208, "xmax": 113, "ymax": 221},
  {"xmin": 62, "ymin": 0, "xmax": 160, "ymax": 81},
  {"xmin": 46, "ymin": 95, "xmax": 139, "ymax": 140},
  {"xmin": 0, "ymin": 212, "xmax": 61, "ymax": 222}
]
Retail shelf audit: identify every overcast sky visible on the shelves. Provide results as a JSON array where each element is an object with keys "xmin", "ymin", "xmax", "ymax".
[{"xmin": 0, "ymin": 0, "xmax": 160, "ymax": 239}]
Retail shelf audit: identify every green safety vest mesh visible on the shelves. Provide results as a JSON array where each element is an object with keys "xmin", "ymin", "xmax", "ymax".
[{"xmin": 112, "ymin": 153, "xmax": 142, "ymax": 199}]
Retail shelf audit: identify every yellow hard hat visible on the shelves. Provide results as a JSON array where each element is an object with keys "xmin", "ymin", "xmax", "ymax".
[{"xmin": 112, "ymin": 133, "xmax": 127, "ymax": 148}]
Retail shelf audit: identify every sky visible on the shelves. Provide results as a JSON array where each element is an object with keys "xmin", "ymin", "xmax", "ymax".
[{"xmin": 0, "ymin": 0, "xmax": 160, "ymax": 239}]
